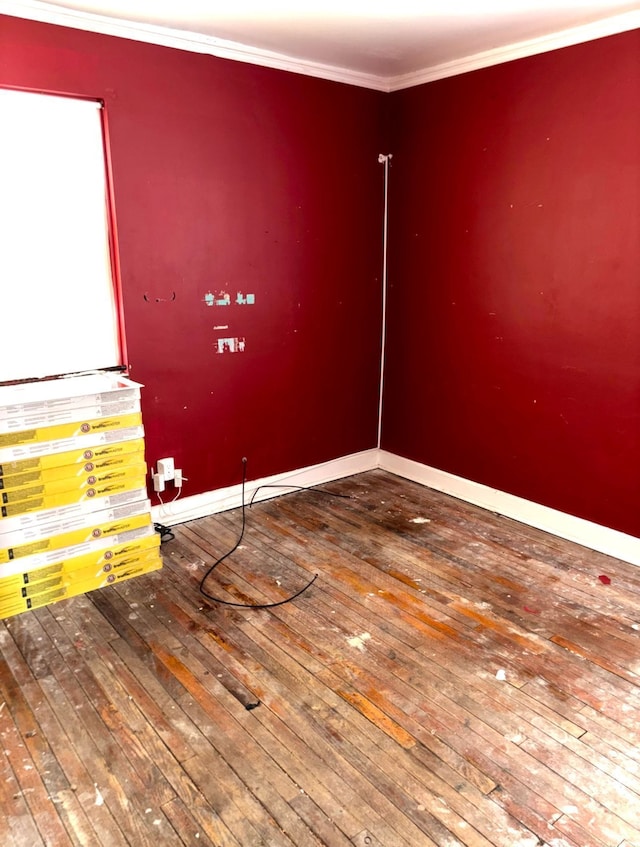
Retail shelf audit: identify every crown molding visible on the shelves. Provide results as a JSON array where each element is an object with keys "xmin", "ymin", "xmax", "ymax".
[
  {"xmin": 1, "ymin": 2, "xmax": 639, "ymax": 93},
  {"xmin": 386, "ymin": 10, "xmax": 640, "ymax": 91},
  {"xmin": 0, "ymin": 0, "xmax": 389, "ymax": 91}
]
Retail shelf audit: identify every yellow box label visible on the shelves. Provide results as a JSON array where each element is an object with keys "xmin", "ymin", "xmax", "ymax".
[
  {"xmin": 0, "ymin": 511, "xmax": 152, "ymax": 564},
  {"xmin": 0, "ymin": 532, "xmax": 160, "ymax": 591},
  {"xmin": 0, "ymin": 427, "xmax": 145, "ymax": 464},
  {"xmin": 0, "ymin": 397, "xmax": 140, "ymax": 435},
  {"xmin": 0, "ymin": 551, "xmax": 161, "ymax": 619},
  {"xmin": 1, "ymin": 462, "xmax": 147, "ymax": 503},
  {"xmin": 68, "ymin": 550, "xmax": 162, "ymax": 593},
  {"xmin": 0, "ymin": 490, "xmax": 148, "ymax": 540},
  {"xmin": 0, "ymin": 438, "xmax": 145, "ymax": 478},
  {"xmin": 0, "ymin": 451, "xmax": 145, "ymax": 492},
  {"xmin": 0, "ymin": 413, "xmax": 142, "ymax": 448},
  {"xmin": 0, "ymin": 476, "xmax": 147, "ymax": 520}
]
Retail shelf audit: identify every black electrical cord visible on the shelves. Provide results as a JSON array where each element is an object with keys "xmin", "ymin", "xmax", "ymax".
[
  {"xmin": 249, "ymin": 483, "xmax": 351, "ymax": 507},
  {"xmin": 199, "ymin": 459, "xmax": 318, "ymax": 609},
  {"xmin": 154, "ymin": 522, "xmax": 175, "ymax": 543}
]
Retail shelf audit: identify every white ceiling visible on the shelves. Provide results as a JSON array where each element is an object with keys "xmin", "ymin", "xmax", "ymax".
[{"xmin": 3, "ymin": 0, "xmax": 640, "ymax": 89}]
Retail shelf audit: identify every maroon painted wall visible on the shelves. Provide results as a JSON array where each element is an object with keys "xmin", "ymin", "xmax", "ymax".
[
  {"xmin": 0, "ymin": 14, "xmax": 384, "ymax": 492},
  {"xmin": 383, "ymin": 30, "xmax": 640, "ymax": 536},
  {"xmin": 2, "ymin": 15, "xmax": 638, "ymax": 537}
]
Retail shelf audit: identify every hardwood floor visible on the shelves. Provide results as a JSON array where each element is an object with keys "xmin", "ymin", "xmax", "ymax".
[{"xmin": 1, "ymin": 469, "xmax": 639, "ymax": 847}]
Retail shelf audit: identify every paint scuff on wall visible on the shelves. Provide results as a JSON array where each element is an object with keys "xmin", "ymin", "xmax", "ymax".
[
  {"xmin": 215, "ymin": 337, "xmax": 246, "ymax": 354},
  {"xmin": 204, "ymin": 290, "xmax": 255, "ymax": 306},
  {"xmin": 205, "ymin": 290, "xmax": 255, "ymax": 357}
]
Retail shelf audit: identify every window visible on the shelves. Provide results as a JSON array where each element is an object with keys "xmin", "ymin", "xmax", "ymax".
[{"xmin": 0, "ymin": 88, "xmax": 123, "ymax": 383}]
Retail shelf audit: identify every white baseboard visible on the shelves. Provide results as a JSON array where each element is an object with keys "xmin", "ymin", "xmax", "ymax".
[
  {"xmin": 152, "ymin": 446, "xmax": 639, "ymax": 567},
  {"xmin": 379, "ymin": 450, "xmax": 640, "ymax": 566},
  {"xmin": 151, "ymin": 448, "xmax": 379, "ymax": 527}
]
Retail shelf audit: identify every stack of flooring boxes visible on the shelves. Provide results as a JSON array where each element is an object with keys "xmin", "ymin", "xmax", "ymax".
[{"xmin": 0, "ymin": 373, "xmax": 161, "ymax": 619}]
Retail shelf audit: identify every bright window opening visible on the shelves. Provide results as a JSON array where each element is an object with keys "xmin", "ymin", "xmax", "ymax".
[{"xmin": 0, "ymin": 88, "xmax": 122, "ymax": 384}]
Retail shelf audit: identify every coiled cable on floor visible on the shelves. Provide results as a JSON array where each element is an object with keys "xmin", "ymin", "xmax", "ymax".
[{"xmin": 199, "ymin": 459, "xmax": 320, "ymax": 609}]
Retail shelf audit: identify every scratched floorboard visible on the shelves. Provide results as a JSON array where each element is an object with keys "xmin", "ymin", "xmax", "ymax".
[{"xmin": 1, "ymin": 469, "xmax": 639, "ymax": 847}]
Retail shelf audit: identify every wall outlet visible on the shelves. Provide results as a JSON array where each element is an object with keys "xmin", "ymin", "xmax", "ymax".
[{"xmin": 157, "ymin": 457, "xmax": 175, "ymax": 481}]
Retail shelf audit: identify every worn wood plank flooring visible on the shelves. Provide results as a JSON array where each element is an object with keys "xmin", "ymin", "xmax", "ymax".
[{"xmin": 1, "ymin": 469, "xmax": 639, "ymax": 846}]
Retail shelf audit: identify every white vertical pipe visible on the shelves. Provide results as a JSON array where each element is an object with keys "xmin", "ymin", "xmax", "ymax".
[{"xmin": 377, "ymin": 153, "xmax": 392, "ymax": 450}]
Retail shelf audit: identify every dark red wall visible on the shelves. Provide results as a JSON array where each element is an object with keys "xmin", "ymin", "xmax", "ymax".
[
  {"xmin": 2, "ymin": 14, "xmax": 638, "ymax": 536},
  {"xmin": 0, "ymin": 14, "xmax": 384, "ymax": 491},
  {"xmin": 383, "ymin": 30, "xmax": 640, "ymax": 536}
]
